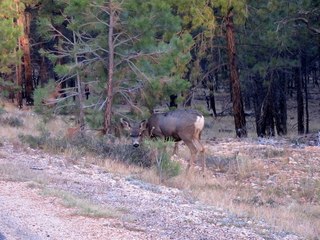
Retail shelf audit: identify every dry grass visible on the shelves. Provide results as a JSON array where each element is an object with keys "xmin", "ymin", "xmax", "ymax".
[
  {"xmin": 0, "ymin": 162, "xmax": 46, "ymax": 184},
  {"xmin": 1, "ymin": 100, "xmax": 320, "ymax": 239},
  {"xmin": 159, "ymin": 144, "xmax": 320, "ymax": 239},
  {"xmin": 0, "ymin": 102, "xmax": 68, "ymax": 142}
]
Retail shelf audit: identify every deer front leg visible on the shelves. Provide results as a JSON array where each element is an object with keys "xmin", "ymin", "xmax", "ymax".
[
  {"xmin": 173, "ymin": 142, "xmax": 179, "ymax": 155},
  {"xmin": 186, "ymin": 152, "xmax": 196, "ymax": 174}
]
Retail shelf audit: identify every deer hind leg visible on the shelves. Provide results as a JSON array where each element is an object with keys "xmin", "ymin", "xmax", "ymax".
[
  {"xmin": 193, "ymin": 138, "xmax": 206, "ymax": 175},
  {"xmin": 182, "ymin": 139, "xmax": 198, "ymax": 173}
]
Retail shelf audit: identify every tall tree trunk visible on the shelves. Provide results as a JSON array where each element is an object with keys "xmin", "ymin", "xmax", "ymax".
[
  {"xmin": 295, "ymin": 67, "xmax": 304, "ymax": 134},
  {"xmin": 273, "ymin": 75, "xmax": 287, "ymax": 136},
  {"xmin": 104, "ymin": 1, "xmax": 115, "ymax": 134},
  {"xmin": 301, "ymin": 53, "xmax": 309, "ymax": 134},
  {"xmin": 259, "ymin": 83, "xmax": 275, "ymax": 137},
  {"xmin": 252, "ymin": 76, "xmax": 264, "ymax": 136},
  {"xmin": 226, "ymin": 7, "xmax": 247, "ymax": 137},
  {"xmin": 73, "ymin": 30, "xmax": 85, "ymax": 129},
  {"xmin": 305, "ymin": 73, "xmax": 309, "ymax": 134},
  {"xmin": 15, "ymin": 0, "xmax": 23, "ymax": 108},
  {"xmin": 17, "ymin": 4, "xmax": 33, "ymax": 106},
  {"xmin": 15, "ymin": 53, "xmax": 23, "ymax": 109}
]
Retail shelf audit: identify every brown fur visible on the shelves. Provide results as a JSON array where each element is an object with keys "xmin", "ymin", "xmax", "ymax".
[{"xmin": 121, "ymin": 109, "xmax": 206, "ymax": 174}]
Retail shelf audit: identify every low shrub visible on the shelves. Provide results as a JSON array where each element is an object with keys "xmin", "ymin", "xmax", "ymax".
[
  {"xmin": 0, "ymin": 116, "xmax": 24, "ymax": 127},
  {"xmin": 18, "ymin": 131, "xmax": 154, "ymax": 167},
  {"xmin": 145, "ymin": 139, "xmax": 181, "ymax": 182},
  {"xmin": 18, "ymin": 129, "xmax": 181, "ymax": 180}
]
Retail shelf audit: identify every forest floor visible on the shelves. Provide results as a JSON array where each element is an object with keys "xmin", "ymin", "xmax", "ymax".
[{"xmin": 0, "ymin": 101, "xmax": 320, "ymax": 239}]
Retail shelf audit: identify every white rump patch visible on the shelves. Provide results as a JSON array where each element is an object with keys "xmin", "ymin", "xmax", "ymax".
[{"xmin": 194, "ymin": 115, "xmax": 205, "ymax": 131}]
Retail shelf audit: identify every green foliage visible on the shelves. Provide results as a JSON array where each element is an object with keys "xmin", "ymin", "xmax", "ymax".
[
  {"xmin": 170, "ymin": 0, "xmax": 216, "ymax": 32},
  {"xmin": 19, "ymin": 125, "xmax": 51, "ymax": 149},
  {"xmin": 0, "ymin": 79, "xmax": 20, "ymax": 98},
  {"xmin": 141, "ymin": 77, "xmax": 190, "ymax": 111},
  {"xmin": 33, "ymin": 81, "xmax": 57, "ymax": 122},
  {"xmin": 85, "ymin": 109, "xmax": 104, "ymax": 129},
  {"xmin": 145, "ymin": 139, "xmax": 181, "ymax": 181},
  {"xmin": 36, "ymin": 0, "xmax": 193, "ymax": 125},
  {"xmin": 0, "ymin": 0, "xmax": 22, "ymax": 75}
]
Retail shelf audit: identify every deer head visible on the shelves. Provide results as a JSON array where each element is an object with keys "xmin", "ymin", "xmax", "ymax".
[{"xmin": 120, "ymin": 118, "xmax": 147, "ymax": 147}]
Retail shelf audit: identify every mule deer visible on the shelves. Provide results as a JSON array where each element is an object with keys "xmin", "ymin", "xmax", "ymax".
[{"xmin": 121, "ymin": 109, "xmax": 205, "ymax": 173}]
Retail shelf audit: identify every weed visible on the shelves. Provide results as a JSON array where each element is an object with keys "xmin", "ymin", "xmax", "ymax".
[
  {"xmin": 41, "ymin": 188, "xmax": 121, "ymax": 218},
  {"xmin": 18, "ymin": 131, "xmax": 50, "ymax": 149},
  {"xmin": 297, "ymin": 178, "xmax": 320, "ymax": 202},
  {"xmin": 17, "ymin": 130, "xmax": 155, "ymax": 168},
  {"xmin": 263, "ymin": 147, "xmax": 285, "ymax": 158}
]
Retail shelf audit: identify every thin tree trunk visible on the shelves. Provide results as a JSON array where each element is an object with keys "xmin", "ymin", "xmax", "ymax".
[
  {"xmin": 39, "ymin": 55, "xmax": 48, "ymax": 87},
  {"xmin": 305, "ymin": 74, "xmax": 309, "ymax": 134},
  {"xmin": 15, "ymin": 56, "xmax": 23, "ymax": 109},
  {"xmin": 22, "ymin": 11, "xmax": 33, "ymax": 105},
  {"xmin": 226, "ymin": 6, "xmax": 247, "ymax": 137},
  {"xmin": 259, "ymin": 82, "xmax": 275, "ymax": 137},
  {"xmin": 73, "ymin": 30, "xmax": 85, "ymax": 129},
  {"xmin": 208, "ymin": 76, "xmax": 217, "ymax": 117},
  {"xmin": 273, "ymin": 75, "xmax": 287, "ymax": 136},
  {"xmin": 295, "ymin": 67, "xmax": 304, "ymax": 134},
  {"xmin": 183, "ymin": 68, "xmax": 193, "ymax": 107},
  {"xmin": 252, "ymin": 76, "xmax": 264, "ymax": 136},
  {"xmin": 104, "ymin": 1, "xmax": 115, "ymax": 134}
]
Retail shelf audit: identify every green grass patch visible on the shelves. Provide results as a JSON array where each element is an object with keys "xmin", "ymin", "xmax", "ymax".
[{"xmin": 41, "ymin": 188, "xmax": 123, "ymax": 218}]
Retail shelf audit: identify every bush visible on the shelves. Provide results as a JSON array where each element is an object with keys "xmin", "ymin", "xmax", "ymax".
[
  {"xmin": 17, "ymin": 130, "xmax": 154, "ymax": 167},
  {"xmin": 18, "ymin": 128, "xmax": 180, "ymax": 179},
  {"xmin": 145, "ymin": 139, "xmax": 181, "ymax": 182},
  {"xmin": 0, "ymin": 116, "xmax": 24, "ymax": 127}
]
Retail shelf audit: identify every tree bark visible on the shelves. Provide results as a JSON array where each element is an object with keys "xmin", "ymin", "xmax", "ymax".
[
  {"xmin": 259, "ymin": 84, "xmax": 275, "ymax": 137},
  {"xmin": 295, "ymin": 67, "xmax": 304, "ymax": 134},
  {"xmin": 273, "ymin": 75, "xmax": 287, "ymax": 136},
  {"xmin": 104, "ymin": 1, "xmax": 115, "ymax": 134},
  {"xmin": 17, "ymin": 4, "xmax": 33, "ymax": 106},
  {"xmin": 252, "ymin": 76, "xmax": 264, "ymax": 136},
  {"xmin": 73, "ymin": 30, "xmax": 85, "ymax": 129},
  {"xmin": 304, "ymin": 73, "xmax": 309, "ymax": 134},
  {"xmin": 225, "ymin": 7, "xmax": 247, "ymax": 137},
  {"xmin": 208, "ymin": 76, "xmax": 217, "ymax": 117},
  {"xmin": 15, "ymin": 0, "xmax": 23, "ymax": 108}
]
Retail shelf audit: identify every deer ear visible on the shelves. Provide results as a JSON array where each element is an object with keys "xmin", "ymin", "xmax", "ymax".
[
  {"xmin": 120, "ymin": 118, "xmax": 131, "ymax": 131},
  {"xmin": 139, "ymin": 120, "xmax": 147, "ymax": 130}
]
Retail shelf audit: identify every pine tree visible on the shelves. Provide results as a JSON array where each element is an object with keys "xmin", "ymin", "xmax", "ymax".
[{"xmin": 37, "ymin": 0, "xmax": 192, "ymax": 134}]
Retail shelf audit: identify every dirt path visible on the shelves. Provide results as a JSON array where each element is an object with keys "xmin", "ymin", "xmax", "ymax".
[
  {"xmin": 0, "ymin": 142, "xmax": 302, "ymax": 240},
  {"xmin": 0, "ymin": 181, "xmax": 151, "ymax": 240}
]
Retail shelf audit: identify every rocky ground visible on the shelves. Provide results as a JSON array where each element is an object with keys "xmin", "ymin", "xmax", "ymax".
[{"xmin": 0, "ymin": 138, "xmax": 308, "ymax": 240}]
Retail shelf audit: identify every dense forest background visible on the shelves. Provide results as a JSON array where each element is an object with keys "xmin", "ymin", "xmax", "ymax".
[{"xmin": 0, "ymin": 0, "xmax": 319, "ymax": 137}]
